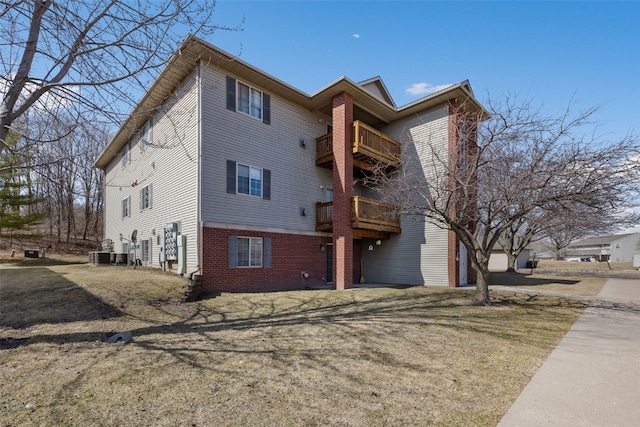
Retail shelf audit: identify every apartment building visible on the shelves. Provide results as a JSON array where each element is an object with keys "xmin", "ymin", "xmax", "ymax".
[{"xmin": 94, "ymin": 35, "xmax": 484, "ymax": 292}]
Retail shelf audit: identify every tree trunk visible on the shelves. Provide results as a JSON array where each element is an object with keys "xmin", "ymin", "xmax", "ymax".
[
  {"xmin": 506, "ymin": 252, "xmax": 517, "ymax": 273},
  {"xmin": 474, "ymin": 266, "xmax": 491, "ymax": 306}
]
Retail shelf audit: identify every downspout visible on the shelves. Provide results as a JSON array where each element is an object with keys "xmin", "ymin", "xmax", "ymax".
[{"xmin": 195, "ymin": 59, "xmax": 203, "ymax": 274}]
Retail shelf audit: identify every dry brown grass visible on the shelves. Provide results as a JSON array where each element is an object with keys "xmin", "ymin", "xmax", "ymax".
[
  {"xmin": 1, "ymin": 260, "xmax": 588, "ymax": 426},
  {"xmin": 536, "ymin": 259, "xmax": 634, "ymax": 271}
]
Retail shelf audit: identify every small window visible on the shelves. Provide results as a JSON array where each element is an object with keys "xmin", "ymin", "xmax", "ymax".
[
  {"xmin": 325, "ymin": 188, "xmax": 333, "ymax": 202},
  {"xmin": 615, "ymin": 243, "xmax": 621, "ymax": 249},
  {"xmin": 122, "ymin": 142, "xmax": 131, "ymax": 167},
  {"xmin": 237, "ymin": 164, "xmax": 262, "ymax": 197},
  {"xmin": 237, "ymin": 237, "xmax": 262, "ymax": 267},
  {"xmin": 141, "ymin": 119, "xmax": 152, "ymax": 149},
  {"xmin": 140, "ymin": 184, "xmax": 152, "ymax": 210},
  {"xmin": 237, "ymin": 82, "xmax": 262, "ymax": 120},
  {"xmin": 121, "ymin": 196, "xmax": 131, "ymax": 218}
]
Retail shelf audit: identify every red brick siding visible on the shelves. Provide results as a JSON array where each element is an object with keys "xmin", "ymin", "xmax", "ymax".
[
  {"xmin": 447, "ymin": 100, "xmax": 478, "ymax": 287},
  {"xmin": 201, "ymin": 226, "xmax": 332, "ymax": 293},
  {"xmin": 332, "ymin": 92, "xmax": 354, "ymax": 290}
]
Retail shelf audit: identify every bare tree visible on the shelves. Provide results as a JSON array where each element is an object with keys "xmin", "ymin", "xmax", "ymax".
[
  {"xmin": 1, "ymin": 0, "xmax": 240, "ymax": 160},
  {"xmin": 497, "ymin": 213, "xmax": 542, "ymax": 272},
  {"xmin": 367, "ymin": 96, "xmax": 640, "ymax": 305}
]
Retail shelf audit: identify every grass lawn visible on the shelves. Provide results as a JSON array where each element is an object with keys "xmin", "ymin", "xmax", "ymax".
[{"xmin": 1, "ymin": 256, "xmax": 590, "ymax": 426}]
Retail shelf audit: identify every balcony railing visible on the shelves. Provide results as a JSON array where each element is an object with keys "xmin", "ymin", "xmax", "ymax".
[
  {"xmin": 316, "ymin": 121, "xmax": 401, "ymax": 169},
  {"xmin": 315, "ymin": 196, "xmax": 401, "ymax": 235}
]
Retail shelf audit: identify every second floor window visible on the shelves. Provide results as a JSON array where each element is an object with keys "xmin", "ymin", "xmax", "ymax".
[
  {"xmin": 237, "ymin": 164, "xmax": 262, "ymax": 197},
  {"xmin": 140, "ymin": 184, "xmax": 152, "ymax": 210},
  {"xmin": 121, "ymin": 196, "xmax": 131, "ymax": 218}
]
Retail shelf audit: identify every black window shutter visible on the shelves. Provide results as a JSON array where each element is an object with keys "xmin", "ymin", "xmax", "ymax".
[
  {"xmin": 226, "ymin": 76, "xmax": 236, "ymax": 111},
  {"xmin": 226, "ymin": 160, "xmax": 236, "ymax": 194},
  {"xmin": 263, "ymin": 238, "xmax": 272, "ymax": 268},
  {"xmin": 263, "ymin": 169, "xmax": 271, "ymax": 200},
  {"xmin": 263, "ymin": 93, "xmax": 271, "ymax": 125},
  {"xmin": 228, "ymin": 235, "xmax": 237, "ymax": 269}
]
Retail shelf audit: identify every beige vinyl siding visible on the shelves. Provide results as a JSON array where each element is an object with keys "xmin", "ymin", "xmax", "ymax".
[
  {"xmin": 610, "ymin": 234, "xmax": 640, "ymax": 262},
  {"xmin": 360, "ymin": 82, "xmax": 388, "ymax": 104},
  {"xmin": 103, "ymin": 70, "xmax": 200, "ymax": 270},
  {"xmin": 200, "ymin": 66, "xmax": 332, "ymax": 232},
  {"xmin": 361, "ymin": 105, "xmax": 451, "ymax": 286}
]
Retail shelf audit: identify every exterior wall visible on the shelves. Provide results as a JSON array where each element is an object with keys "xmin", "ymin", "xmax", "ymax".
[
  {"xmin": 488, "ymin": 253, "xmax": 508, "ymax": 271},
  {"xmin": 360, "ymin": 82, "xmax": 389, "ymax": 104},
  {"xmin": 201, "ymin": 226, "xmax": 331, "ymax": 292},
  {"xmin": 103, "ymin": 70, "xmax": 200, "ymax": 270},
  {"xmin": 199, "ymin": 65, "xmax": 333, "ymax": 231},
  {"xmin": 489, "ymin": 251, "xmax": 530, "ymax": 271},
  {"xmin": 361, "ymin": 105, "xmax": 451, "ymax": 286},
  {"xmin": 610, "ymin": 234, "xmax": 640, "ymax": 262}
]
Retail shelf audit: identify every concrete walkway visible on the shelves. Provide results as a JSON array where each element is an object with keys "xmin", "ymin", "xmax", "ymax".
[{"xmin": 498, "ymin": 278, "xmax": 640, "ymax": 426}]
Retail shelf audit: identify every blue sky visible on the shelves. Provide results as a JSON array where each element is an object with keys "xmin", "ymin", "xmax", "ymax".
[{"xmin": 205, "ymin": 0, "xmax": 639, "ymax": 142}]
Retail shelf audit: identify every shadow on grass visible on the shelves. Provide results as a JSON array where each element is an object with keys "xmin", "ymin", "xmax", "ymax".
[
  {"xmin": 489, "ymin": 271, "xmax": 579, "ymax": 287},
  {"xmin": 1, "ymin": 285, "xmax": 586, "ymax": 359},
  {"xmin": 0, "ymin": 257, "xmax": 87, "ymax": 267},
  {"xmin": 0, "ymin": 267, "xmax": 123, "ymax": 333}
]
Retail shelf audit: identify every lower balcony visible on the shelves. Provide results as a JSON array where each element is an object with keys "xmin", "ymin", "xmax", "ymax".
[{"xmin": 316, "ymin": 196, "xmax": 401, "ymax": 239}]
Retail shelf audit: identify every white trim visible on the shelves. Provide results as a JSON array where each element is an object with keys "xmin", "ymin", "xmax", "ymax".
[{"xmin": 202, "ymin": 221, "xmax": 331, "ymax": 237}]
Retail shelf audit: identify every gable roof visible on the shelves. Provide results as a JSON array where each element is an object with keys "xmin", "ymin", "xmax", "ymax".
[
  {"xmin": 358, "ymin": 76, "xmax": 396, "ymax": 107},
  {"xmin": 95, "ymin": 35, "xmax": 486, "ymax": 169}
]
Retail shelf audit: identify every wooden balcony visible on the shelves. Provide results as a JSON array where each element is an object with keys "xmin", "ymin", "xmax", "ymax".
[
  {"xmin": 316, "ymin": 121, "xmax": 401, "ymax": 170},
  {"xmin": 316, "ymin": 196, "xmax": 401, "ymax": 238}
]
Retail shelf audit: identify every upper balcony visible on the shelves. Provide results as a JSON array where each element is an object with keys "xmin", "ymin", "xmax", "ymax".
[
  {"xmin": 316, "ymin": 196, "xmax": 401, "ymax": 239},
  {"xmin": 316, "ymin": 120, "xmax": 401, "ymax": 170}
]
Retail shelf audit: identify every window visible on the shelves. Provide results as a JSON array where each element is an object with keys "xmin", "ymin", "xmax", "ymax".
[
  {"xmin": 237, "ymin": 164, "xmax": 262, "ymax": 197},
  {"xmin": 139, "ymin": 184, "xmax": 152, "ymax": 210},
  {"xmin": 228, "ymin": 235, "xmax": 271, "ymax": 269},
  {"xmin": 141, "ymin": 238, "xmax": 152, "ymax": 263},
  {"xmin": 122, "ymin": 142, "xmax": 131, "ymax": 166},
  {"xmin": 615, "ymin": 243, "xmax": 621, "ymax": 249},
  {"xmin": 141, "ymin": 119, "xmax": 152, "ymax": 149},
  {"xmin": 121, "ymin": 196, "xmax": 131, "ymax": 218},
  {"xmin": 325, "ymin": 188, "xmax": 333, "ymax": 202},
  {"xmin": 237, "ymin": 82, "xmax": 262, "ymax": 119},
  {"xmin": 226, "ymin": 76, "xmax": 270, "ymax": 124},
  {"xmin": 237, "ymin": 237, "xmax": 262, "ymax": 267},
  {"xmin": 227, "ymin": 160, "xmax": 270, "ymax": 199}
]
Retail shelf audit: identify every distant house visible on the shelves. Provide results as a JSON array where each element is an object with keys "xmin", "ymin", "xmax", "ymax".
[
  {"xmin": 566, "ymin": 233, "xmax": 640, "ymax": 262},
  {"xmin": 488, "ymin": 244, "xmax": 532, "ymax": 271},
  {"xmin": 94, "ymin": 35, "xmax": 486, "ymax": 293}
]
